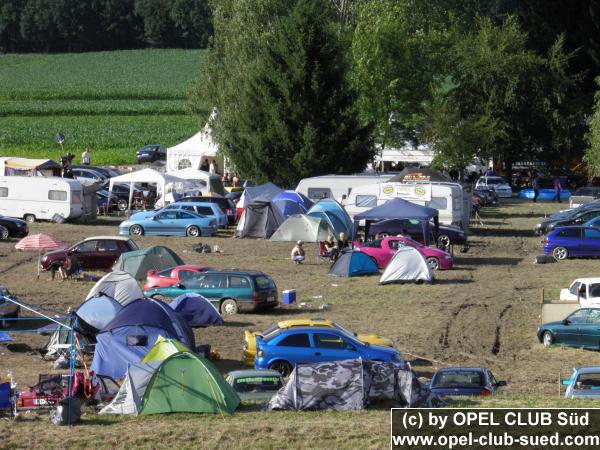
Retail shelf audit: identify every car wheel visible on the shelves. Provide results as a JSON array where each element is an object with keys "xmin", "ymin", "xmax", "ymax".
[
  {"xmin": 542, "ymin": 331, "xmax": 554, "ymax": 348},
  {"xmin": 0, "ymin": 226, "xmax": 9, "ymax": 240},
  {"xmin": 117, "ymin": 200, "xmax": 128, "ymax": 211},
  {"xmin": 220, "ymin": 299, "xmax": 238, "ymax": 315},
  {"xmin": 24, "ymin": 214, "xmax": 35, "ymax": 223},
  {"xmin": 186, "ymin": 226, "xmax": 200, "ymax": 237},
  {"xmin": 269, "ymin": 360, "xmax": 292, "ymax": 378},
  {"xmin": 552, "ymin": 246, "xmax": 568, "ymax": 261},
  {"xmin": 437, "ymin": 234, "xmax": 451, "ymax": 251},
  {"xmin": 426, "ymin": 257, "xmax": 440, "ymax": 271},
  {"xmin": 129, "ymin": 225, "xmax": 144, "ymax": 236}
]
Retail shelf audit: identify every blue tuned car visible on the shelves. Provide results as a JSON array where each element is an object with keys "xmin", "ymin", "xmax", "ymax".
[
  {"xmin": 543, "ymin": 226, "xmax": 600, "ymax": 260},
  {"xmin": 254, "ymin": 326, "xmax": 403, "ymax": 377},
  {"xmin": 119, "ymin": 209, "xmax": 217, "ymax": 237}
]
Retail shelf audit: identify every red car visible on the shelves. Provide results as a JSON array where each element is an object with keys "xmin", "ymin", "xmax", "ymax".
[
  {"xmin": 356, "ymin": 236, "xmax": 453, "ymax": 271},
  {"xmin": 143, "ymin": 264, "xmax": 212, "ymax": 291}
]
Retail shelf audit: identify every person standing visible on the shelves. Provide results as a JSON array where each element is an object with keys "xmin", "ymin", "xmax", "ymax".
[
  {"xmin": 553, "ymin": 177, "xmax": 562, "ymax": 203},
  {"xmin": 532, "ymin": 174, "xmax": 539, "ymax": 203},
  {"xmin": 81, "ymin": 148, "xmax": 91, "ymax": 165}
]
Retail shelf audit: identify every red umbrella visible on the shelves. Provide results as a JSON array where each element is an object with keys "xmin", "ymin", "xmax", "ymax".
[{"xmin": 15, "ymin": 234, "xmax": 65, "ymax": 278}]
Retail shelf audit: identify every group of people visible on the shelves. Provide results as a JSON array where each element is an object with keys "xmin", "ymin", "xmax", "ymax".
[
  {"xmin": 531, "ymin": 173, "xmax": 562, "ymax": 203},
  {"xmin": 221, "ymin": 172, "xmax": 241, "ymax": 187},
  {"xmin": 290, "ymin": 232, "xmax": 350, "ymax": 264}
]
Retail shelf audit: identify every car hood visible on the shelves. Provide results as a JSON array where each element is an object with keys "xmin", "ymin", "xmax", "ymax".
[
  {"xmin": 131, "ymin": 211, "xmax": 155, "ymax": 220},
  {"xmin": 539, "ymin": 321, "xmax": 562, "ymax": 330},
  {"xmin": 42, "ymin": 248, "xmax": 68, "ymax": 258}
]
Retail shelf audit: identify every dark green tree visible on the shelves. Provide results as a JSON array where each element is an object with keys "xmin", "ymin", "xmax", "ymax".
[
  {"xmin": 0, "ymin": 0, "xmax": 24, "ymax": 52},
  {"xmin": 193, "ymin": 0, "xmax": 372, "ymax": 186},
  {"xmin": 584, "ymin": 79, "xmax": 600, "ymax": 177}
]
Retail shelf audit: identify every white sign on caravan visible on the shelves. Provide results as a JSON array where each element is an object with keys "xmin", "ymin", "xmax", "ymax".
[{"xmin": 380, "ymin": 183, "xmax": 432, "ymax": 202}]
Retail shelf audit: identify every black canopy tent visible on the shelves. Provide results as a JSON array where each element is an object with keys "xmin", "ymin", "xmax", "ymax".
[{"xmin": 352, "ymin": 198, "xmax": 439, "ymax": 246}]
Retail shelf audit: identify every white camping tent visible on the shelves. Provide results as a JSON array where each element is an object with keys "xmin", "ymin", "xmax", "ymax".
[
  {"xmin": 100, "ymin": 361, "xmax": 156, "ymax": 415},
  {"xmin": 379, "ymin": 246, "xmax": 432, "ymax": 284},
  {"xmin": 166, "ymin": 111, "xmax": 224, "ymax": 173},
  {"xmin": 86, "ymin": 271, "xmax": 143, "ymax": 306},
  {"xmin": 108, "ymin": 168, "xmax": 187, "ymax": 210},
  {"xmin": 169, "ymin": 168, "xmax": 227, "ymax": 196},
  {"xmin": 270, "ymin": 214, "xmax": 335, "ymax": 242}
]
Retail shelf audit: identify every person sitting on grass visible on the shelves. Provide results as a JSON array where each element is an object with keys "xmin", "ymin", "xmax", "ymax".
[{"xmin": 291, "ymin": 240, "xmax": 305, "ymax": 264}]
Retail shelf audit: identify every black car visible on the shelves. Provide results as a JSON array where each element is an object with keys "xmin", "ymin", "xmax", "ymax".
[
  {"xmin": 574, "ymin": 186, "xmax": 600, "ymax": 199},
  {"xmin": 535, "ymin": 207, "xmax": 600, "ymax": 235},
  {"xmin": 178, "ymin": 196, "xmax": 236, "ymax": 225},
  {"xmin": 0, "ymin": 216, "xmax": 29, "ymax": 239},
  {"xmin": 96, "ymin": 189, "xmax": 128, "ymax": 214},
  {"xmin": 136, "ymin": 145, "xmax": 166, "ymax": 164},
  {"xmin": 71, "ymin": 165, "xmax": 121, "ymax": 179}
]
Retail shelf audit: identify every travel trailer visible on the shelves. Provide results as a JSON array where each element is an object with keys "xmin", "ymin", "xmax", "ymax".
[
  {"xmin": 343, "ymin": 181, "xmax": 469, "ymax": 229},
  {"xmin": 295, "ymin": 174, "xmax": 393, "ymax": 202},
  {"xmin": 0, "ymin": 176, "xmax": 84, "ymax": 222}
]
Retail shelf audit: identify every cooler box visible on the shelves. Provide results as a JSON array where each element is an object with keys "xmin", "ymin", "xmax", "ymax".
[{"xmin": 282, "ymin": 289, "xmax": 296, "ymax": 305}]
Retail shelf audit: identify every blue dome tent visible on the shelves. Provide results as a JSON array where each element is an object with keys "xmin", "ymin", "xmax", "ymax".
[
  {"xmin": 328, "ymin": 250, "xmax": 379, "ymax": 277},
  {"xmin": 273, "ymin": 191, "xmax": 313, "ymax": 217},
  {"xmin": 75, "ymin": 294, "xmax": 123, "ymax": 337},
  {"xmin": 169, "ymin": 293, "xmax": 224, "ymax": 327},
  {"xmin": 308, "ymin": 199, "xmax": 352, "ymax": 236}
]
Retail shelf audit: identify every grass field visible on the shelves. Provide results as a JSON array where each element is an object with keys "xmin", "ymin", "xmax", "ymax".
[
  {"xmin": 0, "ymin": 199, "xmax": 598, "ymax": 447},
  {"xmin": 0, "ymin": 50, "xmax": 207, "ymax": 165}
]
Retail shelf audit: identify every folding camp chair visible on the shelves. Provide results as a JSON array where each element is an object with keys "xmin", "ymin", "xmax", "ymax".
[{"xmin": 316, "ymin": 242, "xmax": 334, "ymax": 265}]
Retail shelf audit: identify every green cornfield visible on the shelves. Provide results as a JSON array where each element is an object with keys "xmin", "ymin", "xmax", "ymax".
[{"xmin": 0, "ymin": 49, "xmax": 209, "ymax": 165}]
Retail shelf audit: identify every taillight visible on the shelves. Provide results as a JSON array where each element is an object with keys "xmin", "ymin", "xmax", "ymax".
[
  {"xmin": 252, "ymin": 290, "xmax": 259, "ymax": 300},
  {"xmin": 481, "ymin": 388, "xmax": 490, "ymax": 396}
]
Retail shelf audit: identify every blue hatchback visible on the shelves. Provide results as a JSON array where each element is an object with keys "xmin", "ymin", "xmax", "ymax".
[
  {"xmin": 544, "ymin": 226, "xmax": 600, "ymax": 260},
  {"xmin": 255, "ymin": 326, "xmax": 403, "ymax": 377}
]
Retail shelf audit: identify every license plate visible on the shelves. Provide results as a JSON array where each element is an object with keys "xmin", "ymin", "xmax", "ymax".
[
  {"xmin": 268, "ymin": 296, "xmax": 275, "ymax": 302},
  {"xmin": 34, "ymin": 398, "xmax": 49, "ymax": 405}
]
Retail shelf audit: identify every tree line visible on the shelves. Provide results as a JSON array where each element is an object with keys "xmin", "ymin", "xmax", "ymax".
[
  {"xmin": 0, "ymin": 0, "xmax": 212, "ymax": 52},
  {"xmin": 191, "ymin": 0, "xmax": 600, "ymax": 185}
]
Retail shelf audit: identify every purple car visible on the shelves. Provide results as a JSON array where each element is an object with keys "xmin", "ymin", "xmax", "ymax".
[{"xmin": 543, "ymin": 226, "xmax": 600, "ymax": 260}]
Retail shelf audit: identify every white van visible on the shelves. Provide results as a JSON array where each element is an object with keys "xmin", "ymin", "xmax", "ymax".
[
  {"xmin": 0, "ymin": 176, "xmax": 84, "ymax": 222},
  {"xmin": 295, "ymin": 174, "xmax": 392, "ymax": 202},
  {"xmin": 343, "ymin": 181, "xmax": 467, "ymax": 229}
]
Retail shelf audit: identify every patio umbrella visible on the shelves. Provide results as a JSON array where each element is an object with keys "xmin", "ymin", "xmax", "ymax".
[{"xmin": 15, "ymin": 234, "xmax": 65, "ymax": 278}]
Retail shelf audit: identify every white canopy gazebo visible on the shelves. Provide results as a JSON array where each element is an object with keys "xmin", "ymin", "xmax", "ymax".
[
  {"xmin": 169, "ymin": 168, "xmax": 227, "ymax": 196},
  {"xmin": 108, "ymin": 168, "xmax": 187, "ymax": 211}
]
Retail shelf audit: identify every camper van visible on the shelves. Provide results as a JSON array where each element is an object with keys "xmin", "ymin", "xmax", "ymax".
[
  {"xmin": 295, "ymin": 174, "xmax": 393, "ymax": 202},
  {"xmin": 0, "ymin": 177, "xmax": 83, "ymax": 222},
  {"xmin": 343, "ymin": 181, "xmax": 468, "ymax": 229}
]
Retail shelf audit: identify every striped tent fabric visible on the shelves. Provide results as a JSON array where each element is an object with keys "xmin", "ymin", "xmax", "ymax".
[{"xmin": 15, "ymin": 234, "xmax": 65, "ymax": 251}]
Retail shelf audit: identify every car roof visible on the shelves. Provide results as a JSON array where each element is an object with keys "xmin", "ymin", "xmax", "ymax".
[
  {"xmin": 81, "ymin": 236, "xmax": 132, "ymax": 242},
  {"xmin": 227, "ymin": 369, "xmax": 282, "ymax": 379},
  {"xmin": 275, "ymin": 326, "xmax": 346, "ymax": 333},
  {"xmin": 571, "ymin": 278, "xmax": 600, "ymax": 284},
  {"xmin": 203, "ymin": 270, "xmax": 268, "ymax": 276},
  {"xmin": 172, "ymin": 202, "xmax": 219, "ymax": 207},
  {"xmin": 435, "ymin": 367, "xmax": 486, "ymax": 373},
  {"xmin": 277, "ymin": 319, "xmax": 334, "ymax": 328},
  {"xmin": 171, "ymin": 264, "xmax": 209, "ymax": 271},
  {"xmin": 574, "ymin": 367, "xmax": 600, "ymax": 375}
]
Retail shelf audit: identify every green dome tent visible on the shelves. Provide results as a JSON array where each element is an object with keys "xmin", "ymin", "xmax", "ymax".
[
  {"xmin": 100, "ymin": 351, "xmax": 240, "ymax": 415},
  {"xmin": 113, "ymin": 246, "xmax": 184, "ymax": 280}
]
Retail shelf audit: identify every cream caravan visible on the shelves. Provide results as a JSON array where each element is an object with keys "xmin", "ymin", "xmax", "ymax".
[
  {"xmin": 295, "ymin": 174, "xmax": 392, "ymax": 202},
  {"xmin": 0, "ymin": 177, "xmax": 83, "ymax": 222},
  {"xmin": 343, "ymin": 181, "xmax": 468, "ymax": 229}
]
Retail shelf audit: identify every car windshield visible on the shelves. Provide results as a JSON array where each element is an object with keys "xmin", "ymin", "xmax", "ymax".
[
  {"xmin": 234, "ymin": 376, "xmax": 282, "ymax": 393},
  {"xmin": 432, "ymin": 371, "xmax": 484, "ymax": 388},
  {"xmin": 573, "ymin": 373, "xmax": 600, "ymax": 391},
  {"xmin": 486, "ymin": 178, "xmax": 505, "ymax": 185}
]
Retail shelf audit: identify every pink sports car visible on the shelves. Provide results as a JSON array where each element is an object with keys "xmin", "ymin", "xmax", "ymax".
[
  {"xmin": 356, "ymin": 236, "xmax": 453, "ymax": 270},
  {"xmin": 143, "ymin": 264, "xmax": 212, "ymax": 291}
]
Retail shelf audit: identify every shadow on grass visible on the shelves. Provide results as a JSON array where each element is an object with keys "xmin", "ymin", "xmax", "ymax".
[
  {"xmin": 434, "ymin": 279, "xmax": 473, "ymax": 285},
  {"xmin": 459, "ymin": 257, "xmax": 522, "ymax": 266},
  {"xmin": 266, "ymin": 307, "xmax": 325, "ymax": 316},
  {"xmin": 477, "ymin": 228, "xmax": 535, "ymax": 238},
  {"xmin": 219, "ymin": 320, "xmax": 256, "ymax": 328}
]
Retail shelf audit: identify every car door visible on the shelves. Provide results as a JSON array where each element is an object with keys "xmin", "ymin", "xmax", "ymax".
[
  {"xmin": 311, "ymin": 332, "xmax": 359, "ymax": 363},
  {"xmin": 577, "ymin": 309, "xmax": 600, "ymax": 349},
  {"xmin": 273, "ymin": 332, "xmax": 311, "ymax": 365},
  {"xmin": 555, "ymin": 227, "xmax": 583, "ymax": 256},
  {"xmin": 555, "ymin": 309, "xmax": 590, "ymax": 346},
  {"xmin": 69, "ymin": 240, "xmax": 98, "ymax": 269},
  {"xmin": 95, "ymin": 239, "xmax": 121, "ymax": 268},
  {"xmin": 150, "ymin": 210, "xmax": 178, "ymax": 234},
  {"xmin": 582, "ymin": 228, "xmax": 600, "ymax": 256},
  {"xmin": 197, "ymin": 274, "xmax": 227, "ymax": 303},
  {"xmin": 383, "ymin": 239, "xmax": 401, "ymax": 267}
]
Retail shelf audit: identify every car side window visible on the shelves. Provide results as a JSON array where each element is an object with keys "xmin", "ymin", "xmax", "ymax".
[
  {"xmin": 568, "ymin": 309, "xmax": 590, "ymax": 324},
  {"xmin": 579, "ymin": 284, "xmax": 587, "ymax": 299},
  {"xmin": 590, "ymin": 284, "xmax": 600, "ymax": 298},
  {"xmin": 73, "ymin": 241, "xmax": 97, "ymax": 253},
  {"xmin": 488, "ymin": 371, "xmax": 498, "ymax": 386},
  {"xmin": 229, "ymin": 276, "xmax": 250, "ymax": 288},
  {"xmin": 97, "ymin": 240, "xmax": 119, "ymax": 252},
  {"xmin": 198, "ymin": 274, "xmax": 225, "ymax": 289},
  {"xmin": 177, "ymin": 211, "xmax": 194, "ymax": 219},
  {"xmin": 388, "ymin": 240, "xmax": 399, "ymax": 250},
  {"xmin": 569, "ymin": 282, "xmax": 582, "ymax": 296},
  {"xmin": 587, "ymin": 310, "xmax": 600, "ymax": 325},
  {"xmin": 584, "ymin": 228, "xmax": 600, "ymax": 239},
  {"xmin": 557, "ymin": 228, "xmax": 581, "ymax": 238},
  {"xmin": 182, "ymin": 206, "xmax": 195, "ymax": 212},
  {"xmin": 313, "ymin": 333, "xmax": 353, "ymax": 350},
  {"xmin": 157, "ymin": 211, "xmax": 178, "ymax": 220},
  {"xmin": 197, "ymin": 207, "xmax": 214, "ymax": 215},
  {"xmin": 276, "ymin": 333, "xmax": 310, "ymax": 347}
]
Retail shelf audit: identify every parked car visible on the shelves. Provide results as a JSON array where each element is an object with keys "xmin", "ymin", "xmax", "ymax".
[
  {"xmin": 136, "ymin": 144, "xmax": 166, "ymax": 164},
  {"xmin": 96, "ymin": 189, "xmax": 128, "ymax": 214},
  {"xmin": 243, "ymin": 319, "xmax": 394, "ymax": 366},
  {"xmin": 72, "ymin": 165, "xmax": 121, "ymax": 179},
  {"xmin": 254, "ymin": 326, "xmax": 403, "ymax": 377},
  {"xmin": 0, "ymin": 216, "xmax": 28, "ymax": 239},
  {"xmin": 41, "ymin": 236, "xmax": 138, "ymax": 271},
  {"xmin": 144, "ymin": 270, "xmax": 278, "ymax": 315},
  {"xmin": 165, "ymin": 202, "xmax": 228, "ymax": 228},
  {"xmin": 368, "ymin": 218, "xmax": 468, "ymax": 252},
  {"xmin": 143, "ymin": 264, "xmax": 212, "ymax": 291},
  {"xmin": 472, "ymin": 188, "xmax": 499, "ymax": 206},
  {"xmin": 178, "ymin": 196, "xmax": 236, "ymax": 225},
  {"xmin": 574, "ymin": 186, "xmax": 600, "ymax": 199},
  {"xmin": 563, "ymin": 367, "xmax": 600, "ymax": 399},
  {"xmin": 428, "ymin": 368, "xmax": 506, "ymax": 397},
  {"xmin": 0, "ymin": 286, "xmax": 19, "ymax": 327},
  {"xmin": 537, "ymin": 307, "xmax": 600, "ymax": 350},
  {"xmin": 225, "ymin": 370, "xmax": 283, "ymax": 403},
  {"xmin": 475, "ymin": 176, "xmax": 512, "ymax": 198},
  {"xmin": 356, "ymin": 236, "xmax": 453, "ymax": 270},
  {"xmin": 542, "ymin": 226, "xmax": 600, "ymax": 260},
  {"xmin": 17, "ymin": 373, "xmax": 119, "ymax": 409},
  {"xmin": 119, "ymin": 209, "xmax": 217, "ymax": 237},
  {"xmin": 71, "ymin": 167, "xmax": 108, "ymax": 184},
  {"xmin": 535, "ymin": 207, "xmax": 600, "ymax": 234},
  {"xmin": 560, "ymin": 278, "xmax": 600, "ymax": 307}
]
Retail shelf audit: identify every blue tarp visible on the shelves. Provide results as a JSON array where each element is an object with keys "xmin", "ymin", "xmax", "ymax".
[
  {"xmin": 170, "ymin": 293, "xmax": 224, "ymax": 327},
  {"xmin": 519, "ymin": 188, "xmax": 571, "ymax": 201},
  {"xmin": 91, "ymin": 298, "xmax": 195, "ymax": 378},
  {"xmin": 352, "ymin": 198, "xmax": 438, "ymax": 246},
  {"xmin": 328, "ymin": 250, "xmax": 379, "ymax": 277}
]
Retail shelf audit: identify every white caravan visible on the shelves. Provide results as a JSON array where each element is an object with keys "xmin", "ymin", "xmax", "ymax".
[
  {"xmin": 343, "ymin": 181, "xmax": 468, "ymax": 229},
  {"xmin": 295, "ymin": 174, "xmax": 393, "ymax": 202},
  {"xmin": 0, "ymin": 176, "xmax": 83, "ymax": 222}
]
